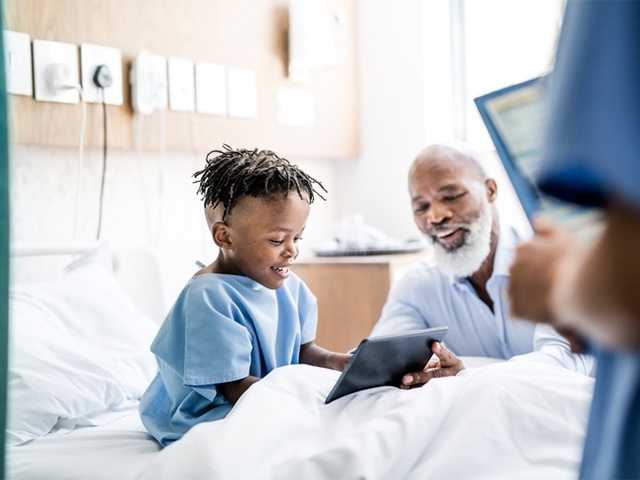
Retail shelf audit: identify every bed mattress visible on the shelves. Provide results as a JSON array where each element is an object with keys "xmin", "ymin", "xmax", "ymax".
[{"xmin": 8, "ymin": 407, "xmax": 159, "ymax": 480}]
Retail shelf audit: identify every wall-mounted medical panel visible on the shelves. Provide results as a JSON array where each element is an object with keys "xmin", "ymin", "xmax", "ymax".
[
  {"xmin": 227, "ymin": 67, "xmax": 257, "ymax": 119},
  {"xmin": 168, "ymin": 57, "xmax": 195, "ymax": 112},
  {"xmin": 5, "ymin": 0, "xmax": 359, "ymax": 159},
  {"xmin": 4, "ymin": 30, "xmax": 33, "ymax": 96},
  {"xmin": 130, "ymin": 52, "xmax": 168, "ymax": 115},
  {"xmin": 195, "ymin": 62, "xmax": 226, "ymax": 116},
  {"xmin": 32, "ymin": 39, "xmax": 79, "ymax": 104},
  {"xmin": 80, "ymin": 44, "xmax": 124, "ymax": 105}
]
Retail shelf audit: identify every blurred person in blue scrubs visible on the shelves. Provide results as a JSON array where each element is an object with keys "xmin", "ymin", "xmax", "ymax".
[{"xmin": 509, "ymin": 2, "xmax": 640, "ymax": 479}]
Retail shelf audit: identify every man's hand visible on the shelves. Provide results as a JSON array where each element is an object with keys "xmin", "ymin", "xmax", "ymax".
[
  {"xmin": 400, "ymin": 342, "xmax": 464, "ymax": 389},
  {"xmin": 508, "ymin": 217, "xmax": 581, "ymax": 324}
]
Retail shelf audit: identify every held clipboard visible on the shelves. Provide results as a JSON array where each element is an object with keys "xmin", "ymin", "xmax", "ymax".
[
  {"xmin": 474, "ymin": 77, "xmax": 602, "ymax": 237},
  {"xmin": 325, "ymin": 326, "xmax": 448, "ymax": 404}
]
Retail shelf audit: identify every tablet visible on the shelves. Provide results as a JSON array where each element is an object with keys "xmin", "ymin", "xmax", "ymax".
[
  {"xmin": 324, "ymin": 326, "xmax": 448, "ymax": 404},
  {"xmin": 474, "ymin": 76, "xmax": 602, "ymax": 239}
]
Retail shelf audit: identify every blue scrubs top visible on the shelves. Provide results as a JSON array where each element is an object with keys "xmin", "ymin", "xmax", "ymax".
[
  {"xmin": 139, "ymin": 272, "xmax": 317, "ymax": 447},
  {"xmin": 539, "ymin": 2, "xmax": 640, "ymax": 478}
]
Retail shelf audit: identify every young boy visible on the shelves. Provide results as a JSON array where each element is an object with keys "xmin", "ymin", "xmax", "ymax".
[{"xmin": 139, "ymin": 146, "xmax": 351, "ymax": 447}]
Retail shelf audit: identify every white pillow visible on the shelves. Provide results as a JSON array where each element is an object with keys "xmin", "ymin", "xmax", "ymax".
[{"xmin": 7, "ymin": 254, "xmax": 158, "ymax": 445}]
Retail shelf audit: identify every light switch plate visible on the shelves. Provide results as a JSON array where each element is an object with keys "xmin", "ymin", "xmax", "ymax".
[
  {"xmin": 130, "ymin": 51, "xmax": 168, "ymax": 114},
  {"xmin": 195, "ymin": 62, "xmax": 226, "ymax": 115},
  {"xmin": 80, "ymin": 43, "xmax": 123, "ymax": 105},
  {"xmin": 227, "ymin": 67, "xmax": 257, "ymax": 119},
  {"xmin": 4, "ymin": 30, "xmax": 32, "ymax": 96},
  {"xmin": 33, "ymin": 39, "xmax": 79, "ymax": 103},
  {"xmin": 168, "ymin": 57, "xmax": 195, "ymax": 112}
]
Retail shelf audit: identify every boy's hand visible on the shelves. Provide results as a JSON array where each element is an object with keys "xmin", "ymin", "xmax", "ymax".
[
  {"xmin": 328, "ymin": 352, "xmax": 353, "ymax": 372},
  {"xmin": 400, "ymin": 342, "xmax": 464, "ymax": 389},
  {"xmin": 299, "ymin": 342, "xmax": 352, "ymax": 371}
]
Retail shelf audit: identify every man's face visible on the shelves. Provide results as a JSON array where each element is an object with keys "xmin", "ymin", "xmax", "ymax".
[
  {"xmin": 223, "ymin": 193, "xmax": 310, "ymax": 289},
  {"xmin": 409, "ymin": 158, "xmax": 492, "ymax": 252}
]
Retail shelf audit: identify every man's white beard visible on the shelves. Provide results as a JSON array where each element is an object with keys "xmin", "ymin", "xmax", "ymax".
[{"xmin": 429, "ymin": 205, "xmax": 493, "ymax": 278}]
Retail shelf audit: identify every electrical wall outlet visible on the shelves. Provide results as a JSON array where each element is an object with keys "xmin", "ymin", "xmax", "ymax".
[
  {"xmin": 227, "ymin": 67, "xmax": 257, "ymax": 119},
  {"xmin": 33, "ymin": 39, "xmax": 79, "ymax": 103},
  {"xmin": 168, "ymin": 57, "xmax": 195, "ymax": 112},
  {"xmin": 4, "ymin": 30, "xmax": 32, "ymax": 96},
  {"xmin": 195, "ymin": 62, "xmax": 226, "ymax": 115},
  {"xmin": 80, "ymin": 43, "xmax": 123, "ymax": 105},
  {"xmin": 130, "ymin": 51, "xmax": 168, "ymax": 114}
]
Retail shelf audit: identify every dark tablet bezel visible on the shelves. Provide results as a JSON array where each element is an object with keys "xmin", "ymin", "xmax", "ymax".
[{"xmin": 325, "ymin": 326, "xmax": 448, "ymax": 404}]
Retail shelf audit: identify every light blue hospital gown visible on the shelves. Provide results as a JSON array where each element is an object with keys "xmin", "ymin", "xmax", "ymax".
[
  {"xmin": 139, "ymin": 272, "xmax": 317, "ymax": 447},
  {"xmin": 539, "ymin": 2, "xmax": 640, "ymax": 478}
]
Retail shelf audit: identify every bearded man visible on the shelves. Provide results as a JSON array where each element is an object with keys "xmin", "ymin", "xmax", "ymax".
[{"xmin": 370, "ymin": 144, "xmax": 593, "ymax": 387}]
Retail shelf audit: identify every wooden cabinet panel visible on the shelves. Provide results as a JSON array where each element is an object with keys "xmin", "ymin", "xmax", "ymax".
[
  {"xmin": 293, "ymin": 253, "xmax": 427, "ymax": 353},
  {"xmin": 293, "ymin": 263, "xmax": 390, "ymax": 353}
]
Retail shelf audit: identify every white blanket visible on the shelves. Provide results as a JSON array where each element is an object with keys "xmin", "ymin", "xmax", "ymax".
[{"xmin": 139, "ymin": 359, "xmax": 593, "ymax": 480}]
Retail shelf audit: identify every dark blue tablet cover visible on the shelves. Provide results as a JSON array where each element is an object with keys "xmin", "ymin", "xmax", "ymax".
[
  {"xmin": 474, "ymin": 77, "xmax": 545, "ymax": 222},
  {"xmin": 474, "ymin": 77, "xmax": 601, "ymax": 235}
]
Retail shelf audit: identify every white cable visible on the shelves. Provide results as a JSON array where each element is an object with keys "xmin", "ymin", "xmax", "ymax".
[
  {"xmin": 46, "ymin": 64, "xmax": 88, "ymax": 240},
  {"xmin": 132, "ymin": 112, "xmax": 154, "ymax": 245},
  {"xmin": 72, "ymin": 85, "xmax": 86, "ymax": 240},
  {"xmin": 51, "ymin": 79, "xmax": 85, "ymax": 240}
]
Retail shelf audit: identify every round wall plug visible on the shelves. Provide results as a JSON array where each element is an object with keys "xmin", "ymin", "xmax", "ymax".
[{"xmin": 93, "ymin": 64, "xmax": 113, "ymax": 89}]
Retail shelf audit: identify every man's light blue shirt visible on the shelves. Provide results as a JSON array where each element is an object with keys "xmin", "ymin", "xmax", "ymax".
[
  {"xmin": 371, "ymin": 223, "xmax": 535, "ymax": 359},
  {"xmin": 139, "ymin": 272, "xmax": 317, "ymax": 447}
]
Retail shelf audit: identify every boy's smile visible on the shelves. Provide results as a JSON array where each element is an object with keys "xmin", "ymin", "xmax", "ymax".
[{"xmin": 212, "ymin": 193, "xmax": 310, "ymax": 289}]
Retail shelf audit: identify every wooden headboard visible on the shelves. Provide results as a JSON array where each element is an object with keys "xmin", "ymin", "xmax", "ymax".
[{"xmin": 10, "ymin": 242, "xmax": 167, "ymax": 324}]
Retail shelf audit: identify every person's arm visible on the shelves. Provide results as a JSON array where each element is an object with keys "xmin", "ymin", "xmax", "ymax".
[
  {"xmin": 217, "ymin": 376, "xmax": 261, "ymax": 405},
  {"xmin": 299, "ymin": 342, "xmax": 352, "ymax": 371},
  {"xmin": 552, "ymin": 204, "xmax": 640, "ymax": 348},
  {"xmin": 513, "ymin": 324, "xmax": 594, "ymax": 376}
]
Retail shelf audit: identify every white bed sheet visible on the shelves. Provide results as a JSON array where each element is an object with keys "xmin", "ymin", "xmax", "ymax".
[
  {"xmin": 7, "ymin": 357, "xmax": 592, "ymax": 480},
  {"xmin": 7, "ymin": 407, "xmax": 160, "ymax": 480},
  {"xmin": 140, "ymin": 358, "xmax": 593, "ymax": 480}
]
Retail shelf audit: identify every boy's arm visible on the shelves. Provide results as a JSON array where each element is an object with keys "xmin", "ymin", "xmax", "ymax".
[
  {"xmin": 218, "ymin": 376, "xmax": 260, "ymax": 405},
  {"xmin": 299, "ymin": 342, "xmax": 352, "ymax": 371}
]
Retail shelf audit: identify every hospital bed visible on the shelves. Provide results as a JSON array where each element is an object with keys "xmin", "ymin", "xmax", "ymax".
[{"xmin": 7, "ymin": 243, "xmax": 594, "ymax": 479}]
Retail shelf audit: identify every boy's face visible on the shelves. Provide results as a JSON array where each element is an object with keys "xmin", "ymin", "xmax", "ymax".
[{"xmin": 221, "ymin": 193, "xmax": 310, "ymax": 289}]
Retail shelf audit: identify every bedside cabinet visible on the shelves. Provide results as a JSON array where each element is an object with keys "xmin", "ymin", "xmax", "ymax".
[{"xmin": 292, "ymin": 252, "xmax": 430, "ymax": 353}]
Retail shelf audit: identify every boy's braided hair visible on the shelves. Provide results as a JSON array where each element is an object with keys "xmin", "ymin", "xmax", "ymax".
[{"xmin": 193, "ymin": 145, "xmax": 327, "ymax": 220}]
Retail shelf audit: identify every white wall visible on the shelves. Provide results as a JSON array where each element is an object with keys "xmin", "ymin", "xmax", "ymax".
[
  {"xmin": 10, "ymin": 145, "xmax": 337, "ymax": 305},
  {"xmin": 332, "ymin": 0, "xmax": 427, "ymax": 242},
  {"xmin": 332, "ymin": 0, "xmax": 534, "ymax": 241}
]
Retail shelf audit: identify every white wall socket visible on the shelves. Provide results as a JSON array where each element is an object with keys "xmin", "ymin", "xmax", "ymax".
[
  {"xmin": 33, "ymin": 39, "xmax": 79, "ymax": 104},
  {"xmin": 195, "ymin": 62, "xmax": 226, "ymax": 115},
  {"xmin": 131, "ymin": 51, "xmax": 168, "ymax": 114},
  {"xmin": 4, "ymin": 30, "xmax": 33, "ymax": 96},
  {"xmin": 80, "ymin": 43, "xmax": 123, "ymax": 105},
  {"xmin": 227, "ymin": 67, "xmax": 257, "ymax": 119},
  {"xmin": 168, "ymin": 57, "xmax": 195, "ymax": 112}
]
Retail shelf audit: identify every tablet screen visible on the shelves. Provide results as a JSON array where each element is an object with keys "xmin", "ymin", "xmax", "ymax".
[{"xmin": 474, "ymin": 77, "xmax": 602, "ymax": 239}]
